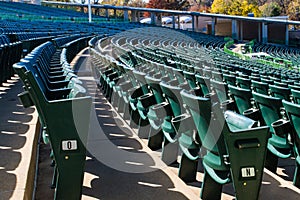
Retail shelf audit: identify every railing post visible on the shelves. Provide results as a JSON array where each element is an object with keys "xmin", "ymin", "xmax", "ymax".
[
  {"xmin": 258, "ymin": 22, "xmax": 261, "ymax": 43},
  {"xmin": 262, "ymin": 22, "xmax": 268, "ymax": 44},
  {"xmin": 105, "ymin": 8, "xmax": 109, "ymax": 20},
  {"xmin": 192, "ymin": 15, "xmax": 195, "ymax": 31},
  {"xmin": 88, "ymin": 0, "xmax": 92, "ymax": 23},
  {"xmin": 211, "ymin": 17, "xmax": 216, "ymax": 35},
  {"xmin": 232, "ymin": 19, "xmax": 238, "ymax": 40},
  {"xmin": 172, "ymin": 15, "xmax": 176, "ymax": 29},
  {"xmin": 151, "ymin": 12, "xmax": 156, "ymax": 25},
  {"xmin": 131, "ymin": 10, "xmax": 137, "ymax": 22},
  {"xmin": 196, "ymin": 16, "xmax": 199, "ymax": 32},
  {"xmin": 240, "ymin": 21, "xmax": 243, "ymax": 41},
  {"xmin": 124, "ymin": 9, "xmax": 129, "ymax": 21},
  {"xmin": 137, "ymin": 11, "xmax": 140, "ymax": 22},
  {"xmin": 285, "ymin": 23, "xmax": 289, "ymax": 46},
  {"xmin": 114, "ymin": 9, "xmax": 117, "ymax": 19},
  {"xmin": 157, "ymin": 13, "xmax": 162, "ymax": 26},
  {"xmin": 177, "ymin": 15, "xmax": 180, "ymax": 29}
]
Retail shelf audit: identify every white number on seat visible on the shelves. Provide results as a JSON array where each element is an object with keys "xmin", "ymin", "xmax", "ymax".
[
  {"xmin": 62, "ymin": 140, "xmax": 77, "ymax": 151},
  {"xmin": 241, "ymin": 167, "xmax": 255, "ymax": 178}
]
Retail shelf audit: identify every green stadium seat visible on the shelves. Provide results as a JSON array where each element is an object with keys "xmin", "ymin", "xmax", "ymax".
[
  {"xmin": 291, "ymin": 89, "xmax": 300, "ymax": 104},
  {"xmin": 252, "ymin": 92, "xmax": 293, "ymax": 172},
  {"xmin": 195, "ymin": 74, "xmax": 211, "ymax": 96},
  {"xmin": 181, "ymin": 90, "xmax": 269, "ymax": 200},
  {"xmin": 236, "ymin": 76, "xmax": 251, "ymax": 89},
  {"xmin": 223, "ymin": 73, "xmax": 236, "ymax": 86},
  {"xmin": 14, "ymin": 57, "xmax": 92, "ymax": 200},
  {"xmin": 282, "ymin": 100, "xmax": 300, "ymax": 188},
  {"xmin": 251, "ymin": 80, "xmax": 269, "ymax": 95},
  {"xmin": 269, "ymin": 84, "xmax": 292, "ymax": 101},
  {"xmin": 159, "ymin": 81, "xmax": 183, "ymax": 165},
  {"xmin": 210, "ymin": 80, "xmax": 236, "ymax": 111}
]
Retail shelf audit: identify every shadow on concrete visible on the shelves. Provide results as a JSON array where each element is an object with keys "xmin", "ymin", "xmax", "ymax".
[
  {"xmin": 81, "ymin": 78, "xmax": 191, "ymax": 200},
  {"xmin": 0, "ymin": 77, "xmax": 35, "ymax": 199}
]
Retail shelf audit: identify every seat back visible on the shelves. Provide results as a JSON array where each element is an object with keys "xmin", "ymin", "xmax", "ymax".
[
  {"xmin": 251, "ymin": 80, "xmax": 269, "ymax": 95},
  {"xmin": 160, "ymin": 81, "xmax": 183, "ymax": 117},
  {"xmin": 172, "ymin": 68, "xmax": 185, "ymax": 84},
  {"xmin": 282, "ymin": 100, "xmax": 300, "ymax": 162},
  {"xmin": 269, "ymin": 84, "xmax": 291, "ymax": 101},
  {"xmin": 183, "ymin": 71, "xmax": 197, "ymax": 89},
  {"xmin": 228, "ymin": 85, "xmax": 252, "ymax": 114},
  {"xmin": 252, "ymin": 92, "xmax": 282, "ymax": 133},
  {"xmin": 212, "ymin": 70, "xmax": 223, "ymax": 82},
  {"xmin": 223, "ymin": 73, "xmax": 236, "ymax": 86},
  {"xmin": 195, "ymin": 74, "xmax": 211, "ymax": 96},
  {"xmin": 211, "ymin": 80, "xmax": 229, "ymax": 103},
  {"xmin": 291, "ymin": 89, "xmax": 300, "ymax": 104},
  {"xmin": 133, "ymin": 70, "xmax": 149, "ymax": 93},
  {"xmin": 145, "ymin": 75, "xmax": 164, "ymax": 104},
  {"xmin": 181, "ymin": 90, "xmax": 225, "ymax": 155},
  {"xmin": 236, "ymin": 76, "xmax": 251, "ymax": 89}
]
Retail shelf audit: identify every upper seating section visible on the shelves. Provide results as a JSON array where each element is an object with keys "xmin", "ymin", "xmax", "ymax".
[
  {"xmin": 0, "ymin": 2, "xmax": 152, "ymax": 86},
  {"xmin": 0, "ymin": 1, "xmax": 100, "ymax": 20}
]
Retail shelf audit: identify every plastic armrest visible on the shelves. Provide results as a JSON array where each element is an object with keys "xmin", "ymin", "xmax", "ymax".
[
  {"xmin": 202, "ymin": 162, "xmax": 231, "ymax": 184},
  {"xmin": 149, "ymin": 102, "xmax": 172, "ymax": 119},
  {"xmin": 47, "ymin": 88, "xmax": 72, "ymax": 100},
  {"xmin": 119, "ymin": 80, "xmax": 132, "ymax": 91},
  {"xmin": 129, "ymin": 86, "xmax": 144, "ymax": 99},
  {"xmin": 138, "ymin": 93, "xmax": 156, "ymax": 109},
  {"xmin": 267, "ymin": 143, "xmax": 291, "ymax": 159},
  {"xmin": 271, "ymin": 119, "xmax": 292, "ymax": 137}
]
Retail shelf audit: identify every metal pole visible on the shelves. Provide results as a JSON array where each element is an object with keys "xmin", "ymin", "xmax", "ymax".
[
  {"xmin": 285, "ymin": 23, "xmax": 289, "ymax": 46},
  {"xmin": 88, "ymin": 0, "xmax": 92, "ymax": 23},
  {"xmin": 192, "ymin": 15, "xmax": 195, "ymax": 31}
]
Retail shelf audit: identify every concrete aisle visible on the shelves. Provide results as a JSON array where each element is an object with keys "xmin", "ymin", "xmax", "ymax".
[{"xmin": 0, "ymin": 76, "xmax": 39, "ymax": 200}]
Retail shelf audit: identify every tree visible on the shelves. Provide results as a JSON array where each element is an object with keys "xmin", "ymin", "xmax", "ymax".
[
  {"xmin": 127, "ymin": 0, "xmax": 146, "ymax": 7},
  {"xmin": 145, "ymin": 0, "xmax": 190, "ymax": 17},
  {"xmin": 210, "ymin": 0, "xmax": 230, "ymax": 14},
  {"xmin": 259, "ymin": 2, "xmax": 281, "ymax": 17},
  {"xmin": 211, "ymin": 0, "xmax": 261, "ymax": 17},
  {"xmin": 146, "ymin": 0, "xmax": 190, "ymax": 11},
  {"xmin": 287, "ymin": 0, "xmax": 300, "ymax": 21},
  {"xmin": 274, "ymin": 0, "xmax": 291, "ymax": 16},
  {"xmin": 249, "ymin": 0, "xmax": 267, "ymax": 7},
  {"xmin": 189, "ymin": 0, "xmax": 213, "ymax": 12}
]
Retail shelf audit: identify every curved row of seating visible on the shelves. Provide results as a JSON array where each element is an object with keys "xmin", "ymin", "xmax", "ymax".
[
  {"xmin": 0, "ymin": 34, "xmax": 23, "ymax": 85},
  {"xmin": 13, "ymin": 32, "xmax": 100, "ymax": 199},
  {"xmin": 90, "ymin": 25, "xmax": 300, "ymax": 199},
  {"xmin": 0, "ymin": 1, "xmax": 103, "ymax": 21},
  {"xmin": 253, "ymin": 43, "xmax": 300, "ymax": 67},
  {"xmin": 0, "ymin": 1, "xmax": 155, "ymax": 87}
]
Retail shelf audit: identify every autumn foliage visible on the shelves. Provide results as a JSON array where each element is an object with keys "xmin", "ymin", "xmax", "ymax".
[{"xmin": 144, "ymin": 0, "xmax": 190, "ymax": 17}]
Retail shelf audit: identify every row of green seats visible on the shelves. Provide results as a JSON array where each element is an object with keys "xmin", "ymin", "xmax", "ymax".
[{"xmin": 14, "ymin": 40, "xmax": 92, "ymax": 200}]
